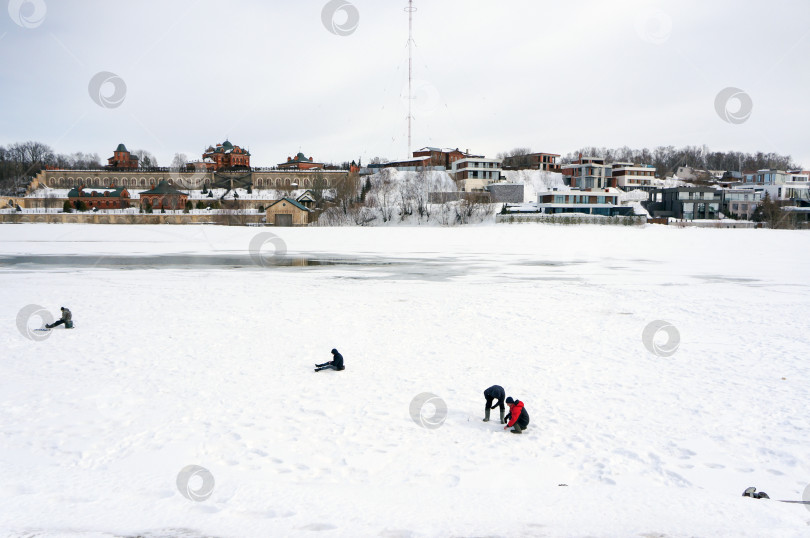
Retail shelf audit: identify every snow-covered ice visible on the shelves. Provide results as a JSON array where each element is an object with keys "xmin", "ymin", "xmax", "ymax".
[{"xmin": 1, "ymin": 223, "xmax": 809, "ymax": 537}]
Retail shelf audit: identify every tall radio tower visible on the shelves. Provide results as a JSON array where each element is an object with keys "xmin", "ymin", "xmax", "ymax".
[{"xmin": 405, "ymin": 0, "xmax": 416, "ymax": 157}]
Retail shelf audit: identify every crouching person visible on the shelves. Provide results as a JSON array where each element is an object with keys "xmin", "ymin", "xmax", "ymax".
[
  {"xmin": 503, "ymin": 396, "xmax": 530, "ymax": 434},
  {"xmin": 483, "ymin": 385, "xmax": 506, "ymax": 423},
  {"xmin": 315, "ymin": 348, "xmax": 345, "ymax": 372},
  {"xmin": 46, "ymin": 307, "xmax": 73, "ymax": 329}
]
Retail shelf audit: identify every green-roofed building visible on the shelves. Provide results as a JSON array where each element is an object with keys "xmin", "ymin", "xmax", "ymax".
[
  {"xmin": 68, "ymin": 184, "xmax": 132, "ymax": 210},
  {"xmin": 200, "ymin": 140, "xmax": 251, "ymax": 171},
  {"xmin": 278, "ymin": 152, "xmax": 324, "ymax": 170},
  {"xmin": 106, "ymin": 143, "xmax": 139, "ymax": 170},
  {"xmin": 139, "ymin": 180, "xmax": 189, "ymax": 210},
  {"xmin": 266, "ymin": 197, "xmax": 311, "ymax": 226}
]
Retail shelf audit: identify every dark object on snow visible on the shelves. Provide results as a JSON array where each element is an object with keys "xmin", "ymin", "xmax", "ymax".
[
  {"xmin": 742, "ymin": 486, "xmax": 810, "ymax": 504},
  {"xmin": 315, "ymin": 349, "xmax": 345, "ymax": 372},
  {"xmin": 504, "ymin": 399, "xmax": 530, "ymax": 433},
  {"xmin": 46, "ymin": 307, "xmax": 73, "ymax": 329},
  {"xmin": 483, "ymin": 385, "xmax": 505, "ymax": 422},
  {"xmin": 742, "ymin": 487, "xmax": 769, "ymax": 499}
]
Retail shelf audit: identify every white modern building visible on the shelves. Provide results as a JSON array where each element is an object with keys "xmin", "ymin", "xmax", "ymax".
[
  {"xmin": 450, "ymin": 157, "xmax": 503, "ymax": 192},
  {"xmin": 739, "ymin": 169, "xmax": 810, "ymax": 202},
  {"xmin": 610, "ymin": 162, "xmax": 657, "ymax": 189},
  {"xmin": 534, "ymin": 187, "xmax": 631, "ymax": 216}
]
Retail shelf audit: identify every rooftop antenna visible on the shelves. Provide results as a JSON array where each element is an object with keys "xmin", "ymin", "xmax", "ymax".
[{"xmin": 405, "ymin": 0, "xmax": 416, "ymax": 158}]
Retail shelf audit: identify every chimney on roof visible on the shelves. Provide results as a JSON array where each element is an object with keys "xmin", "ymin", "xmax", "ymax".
[
  {"xmin": 288, "ymin": 157, "xmax": 291, "ymax": 162},
  {"xmin": 150, "ymin": 182, "xmax": 155, "ymax": 189},
  {"xmin": 309, "ymin": 157, "xmax": 313, "ymax": 162}
]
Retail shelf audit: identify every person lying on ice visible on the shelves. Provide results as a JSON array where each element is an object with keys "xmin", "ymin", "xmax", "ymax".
[
  {"xmin": 483, "ymin": 385, "xmax": 506, "ymax": 423},
  {"xmin": 315, "ymin": 349, "xmax": 345, "ymax": 372},
  {"xmin": 504, "ymin": 397, "xmax": 530, "ymax": 434},
  {"xmin": 46, "ymin": 307, "xmax": 73, "ymax": 329}
]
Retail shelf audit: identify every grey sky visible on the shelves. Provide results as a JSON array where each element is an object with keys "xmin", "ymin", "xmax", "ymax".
[{"xmin": 1, "ymin": 0, "xmax": 808, "ymax": 169}]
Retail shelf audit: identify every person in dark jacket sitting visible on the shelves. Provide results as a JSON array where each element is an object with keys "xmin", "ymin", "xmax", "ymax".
[
  {"xmin": 483, "ymin": 385, "xmax": 506, "ymax": 423},
  {"xmin": 46, "ymin": 307, "xmax": 73, "ymax": 329},
  {"xmin": 504, "ymin": 396, "xmax": 530, "ymax": 434},
  {"xmin": 315, "ymin": 348, "xmax": 345, "ymax": 372}
]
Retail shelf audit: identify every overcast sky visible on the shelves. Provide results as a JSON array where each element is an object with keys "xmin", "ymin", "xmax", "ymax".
[{"xmin": 1, "ymin": 0, "xmax": 808, "ymax": 168}]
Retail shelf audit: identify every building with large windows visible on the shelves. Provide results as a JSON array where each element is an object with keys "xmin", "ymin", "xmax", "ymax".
[
  {"xmin": 502, "ymin": 152, "xmax": 560, "ymax": 172},
  {"xmin": 648, "ymin": 187, "xmax": 721, "ymax": 220},
  {"xmin": 610, "ymin": 162, "xmax": 656, "ymax": 189},
  {"xmin": 450, "ymin": 156, "xmax": 503, "ymax": 191},
  {"xmin": 561, "ymin": 156, "xmax": 610, "ymax": 189},
  {"xmin": 535, "ymin": 188, "xmax": 630, "ymax": 216}
]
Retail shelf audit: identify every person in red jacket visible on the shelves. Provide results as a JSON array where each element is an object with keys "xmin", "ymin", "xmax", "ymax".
[{"xmin": 503, "ymin": 396, "xmax": 530, "ymax": 434}]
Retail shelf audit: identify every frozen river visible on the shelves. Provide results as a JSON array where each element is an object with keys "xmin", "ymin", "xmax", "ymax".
[{"xmin": 1, "ymin": 224, "xmax": 809, "ymax": 537}]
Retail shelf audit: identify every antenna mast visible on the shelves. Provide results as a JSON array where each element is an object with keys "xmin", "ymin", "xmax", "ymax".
[{"xmin": 405, "ymin": 0, "xmax": 416, "ymax": 157}]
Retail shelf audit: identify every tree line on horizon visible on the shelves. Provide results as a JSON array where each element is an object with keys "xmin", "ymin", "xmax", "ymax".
[
  {"xmin": 1, "ymin": 139, "xmax": 803, "ymax": 196},
  {"xmin": 498, "ymin": 145, "xmax": 800, "ymax": 178}
]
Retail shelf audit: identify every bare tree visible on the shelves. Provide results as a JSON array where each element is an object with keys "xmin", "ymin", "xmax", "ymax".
[
  {"xmin": 134, "ymin": 150, "xmax": 158, "ymax": 168},
  {"xmin": 396, "ymin": 173, "xmax": 415, "ymax": 221},
  {"xmin": 370, "ymin": 168, "xmax": 396, "ymax": 222},
  {"xmin": 413, "ymin": 167, "xmax": 430, "ymax": 221},
  {"xmin": 311, "ymin": 172, "xmax": 329, "ymax": 208},
  {"xmin": 333, "ymin": 171, "xmax": 360, "ymax": 215},
  {"xmin": 170, "ymin": 153, "xmax": 187, "ymax": 170}
]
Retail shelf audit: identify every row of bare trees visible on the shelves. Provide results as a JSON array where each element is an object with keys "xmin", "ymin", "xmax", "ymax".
[
  {"xmin": 497, "ymin": 145, "xmax": 799, "ymax": 179},
  {"xmin": 317, "ymin": 168, "xmax": 493, "ymax": 226},
  {"xmin": 0, "ymin": 140, "xmax": 162, "ymax": 194},
  {"xmin": 559, "ymin": 145, "xmax": 798, "ymax": 178}
]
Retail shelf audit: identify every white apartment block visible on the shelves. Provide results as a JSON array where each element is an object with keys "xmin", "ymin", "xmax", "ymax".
[{"xmin": 450, "ymin": 157, "xmax": 503, "ymax": 192}]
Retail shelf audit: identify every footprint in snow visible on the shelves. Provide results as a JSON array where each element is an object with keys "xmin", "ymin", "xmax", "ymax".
[
  {"xmin": 704, "ymin": 463, "xmax": 724, "ymax": 469},
  {"xmin": 300, "ymin": 523, "xmax": 338, "ymax": 531},
  {"xmin": 379, "ymin": 530, "xmax": 416, "ymax": 538}
]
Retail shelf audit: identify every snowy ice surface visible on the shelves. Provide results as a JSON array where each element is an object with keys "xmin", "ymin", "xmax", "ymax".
[{"xmin": 1, "ymin": 224, "xmax": 810, "ymax": 538}]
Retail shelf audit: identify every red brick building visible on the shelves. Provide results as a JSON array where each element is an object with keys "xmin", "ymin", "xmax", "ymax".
[
  {"xmin": 68, "ymin": 184, "xmax": 131, "ymax": 209},
  {"xmin": 139, "ymin": 180, "xmax": 188, "ymax": 210},
  {"xmin": 503, "ymin": 152, "xmax": 561, "ymax": 172},
  {"xmin": 412, "ymin": 147, "xmax": 467, "ymax": 169},
  {"xmin": 379, "ymin": 147, "xmax": 468, "ymax": 170},
  {"xmin": 279, "ymin": 152, "xmax": 324, "ymax": 170},
  {"xmin": 200, "ymin": 140, "xmax": 251, "ymax": 171},
  {"xmin": 106, "ymin": 143, "xmax": 139, "ymax": 169}
]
